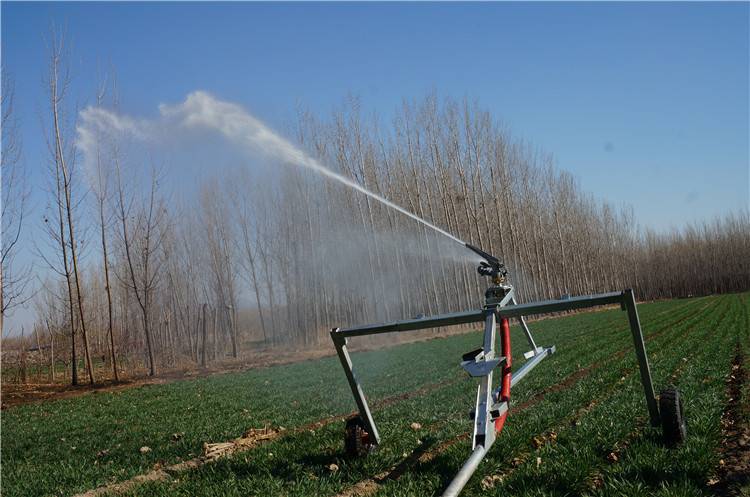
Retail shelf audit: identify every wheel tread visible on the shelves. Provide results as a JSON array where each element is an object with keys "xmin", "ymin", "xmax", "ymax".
[{"xmin": 659, "ymin": 386, "xmax": 687, "ymax": 447}]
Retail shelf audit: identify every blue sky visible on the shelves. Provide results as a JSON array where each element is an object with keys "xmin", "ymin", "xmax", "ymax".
[{"xmin": 2, "ymin": 1, "xmax": 749, "ymax": 331}]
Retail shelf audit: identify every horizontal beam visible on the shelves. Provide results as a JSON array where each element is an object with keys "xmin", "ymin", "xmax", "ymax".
[
  {"xmin": 332, "ymin": 291, "xmax": 626, "ymax": 339},
  {"xmin": 333, "ymin": 309, "xmax": 487, "ymax": 338},
  {"xmin": 494, "ymin": 291, "xmax": 625, "ymax": 319}
]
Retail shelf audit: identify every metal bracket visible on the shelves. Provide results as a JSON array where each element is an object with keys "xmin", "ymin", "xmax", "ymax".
[
  {"xmin": 470, "ymin": 313, "xmax": 499, "ymax": 450},
  {"xmin": 460, "ymin": 348, "xmax": 506, "ymax": 378}
]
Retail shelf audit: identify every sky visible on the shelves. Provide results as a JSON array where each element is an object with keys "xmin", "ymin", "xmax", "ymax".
[{"xmin": 2, "ymin": 1, "xmax": 749, "ymax": 333}]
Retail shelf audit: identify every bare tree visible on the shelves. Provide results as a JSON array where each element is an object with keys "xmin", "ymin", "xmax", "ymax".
[
  {"xmin": 200, "ymin": 181, "xmax": 239, "ymax": 357},
  {"xmin": 47, "ymin": 33, "xmax": 95, "ymax": 385},
  {"xmin": 229, "ymin": 173, "xmax": 269, "ymax": 344},
  {"xmin": 89, "ymin": 77, "xmax": 119, "ymax": 381},
  {"xmin": 114, "ymin": 163, "xmax": 165, "ymax": 377},
  {"xmin": 1, "ymin": 70, "xmax": 31, "ymax": 330}
]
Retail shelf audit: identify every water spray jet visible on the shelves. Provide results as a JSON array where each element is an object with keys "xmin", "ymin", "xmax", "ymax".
[{"xmin": 79, "ymin": 91, "xmax": 476, "ymax": 258}]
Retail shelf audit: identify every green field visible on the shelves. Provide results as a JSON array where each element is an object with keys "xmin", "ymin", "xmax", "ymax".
[{"xmin": 3, "ymin": 293, "xmax": 748, "ymax": 497}]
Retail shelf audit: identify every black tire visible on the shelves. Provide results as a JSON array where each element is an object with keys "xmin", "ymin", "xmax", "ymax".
[
  {"xmin": 344, "ymin": 415, "xmax": 373, "ymax": 458},
  {"xmin": 659, "ymin": 387, "xmax": 687, "ymax": 447}
]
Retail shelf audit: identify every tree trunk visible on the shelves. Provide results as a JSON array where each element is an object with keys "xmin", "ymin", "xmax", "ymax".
[
  {"xmin": 201, "ymin": 303, "xmax": 208, "ymax": 367},
  {"xmin": 227, "ymin": 305, "xmax": 238, "ymax": 359}
]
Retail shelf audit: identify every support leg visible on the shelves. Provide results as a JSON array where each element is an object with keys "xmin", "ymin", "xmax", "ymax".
[
  {"xmin": 330, "ymin": 330, "xmax": 381, "ymax": 444},
  {"xmin": 623, "ymin": 289, "xmax": 660, "ymax": 427},
  {"xmin": 511, "ymin": 297, "xmax": 539, "ymax": 354}
]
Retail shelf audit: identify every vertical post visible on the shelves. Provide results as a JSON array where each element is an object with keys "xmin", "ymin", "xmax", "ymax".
[
  {"xmin": 624, "ymin": 289, "xmax": 660, "ymax": 426},
  {"xmin": 472, "ymin": 312, "xmax": 497, "ymax": 449},
  {"xmin": 330, "ymin": 329, "xmax": 381, "ymax": 444}
]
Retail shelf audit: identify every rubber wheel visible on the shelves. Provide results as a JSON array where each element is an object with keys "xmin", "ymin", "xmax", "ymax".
[
  {"xmin": 344, "ymin": 415, "xmax": 373, "ymax": 458},
  {"xmin": 659, "ymin": 387, "xmax": 687, "ymax": 447}
]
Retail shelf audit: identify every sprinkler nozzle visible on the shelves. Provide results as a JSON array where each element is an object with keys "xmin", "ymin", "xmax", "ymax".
[{"xmin": 466, "ymin": 243, "xmax": 508, "ymax": 283}]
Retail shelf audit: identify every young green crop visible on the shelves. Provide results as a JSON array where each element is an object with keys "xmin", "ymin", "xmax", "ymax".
[{"xmin": 2, "ymin": 294, "xmax": 745, "ymax": 497}]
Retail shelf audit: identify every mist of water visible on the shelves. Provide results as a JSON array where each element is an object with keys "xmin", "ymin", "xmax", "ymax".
[
  {"xmin": 75, "ymin": 91, "xmax": 490, "ymax": 331},
  {"xmin": 157, "ymin": 92, "xmax": 469, "ymax": 247}
]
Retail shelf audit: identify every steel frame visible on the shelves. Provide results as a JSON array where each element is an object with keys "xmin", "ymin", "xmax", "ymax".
[{"xmin": 330, "ymin": 288, "xmax": 659, "ymax": 496}]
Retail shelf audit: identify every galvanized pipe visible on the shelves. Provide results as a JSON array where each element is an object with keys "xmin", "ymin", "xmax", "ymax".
[{"xmin": 441, "ymin": 444, "xmax": 489, "ymax": 497}]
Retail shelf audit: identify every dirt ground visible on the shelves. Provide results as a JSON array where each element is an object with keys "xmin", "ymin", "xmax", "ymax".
[
  {"xmin": 1, "ymin": 323, "xmax": 479, "ymax": 409},
  {"xmin": 0, "ymin": 347, "xmax": 335, "ymax": 409},
  {"xmin": 711, "ymin": 344, "xmax": 750, "ymax": 496}
]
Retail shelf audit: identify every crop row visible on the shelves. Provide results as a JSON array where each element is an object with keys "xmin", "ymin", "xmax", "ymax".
[{"xmin": 2, "ymin": 295, "xmax": 735, "ymax": 497}]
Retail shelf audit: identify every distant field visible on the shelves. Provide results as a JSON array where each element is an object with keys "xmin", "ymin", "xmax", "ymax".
[{"xmin": 3, "ymin": 294, "xmax": 748, "ymax": 497}]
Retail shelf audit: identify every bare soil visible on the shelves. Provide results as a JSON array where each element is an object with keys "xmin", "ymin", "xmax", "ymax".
[
  {"xmin": 0, "ymin": 334, "xmax": 442, "ymax": 409},
  {"xmin": 711, "ymin": 344, "xmax": 750, "ymax": 496}
]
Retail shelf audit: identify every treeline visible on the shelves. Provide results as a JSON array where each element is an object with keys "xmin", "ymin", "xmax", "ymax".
[
  {"xmin": 3, "ymin": 42, "xmax": 749, "ymax": 386},
  {"xmin": 636, "ymin": 213, "xmax": 749, "ymax": 300}
]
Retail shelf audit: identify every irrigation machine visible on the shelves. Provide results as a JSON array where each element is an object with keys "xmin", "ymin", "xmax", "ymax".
[{"xmin": 330, "ymin": 244, "xmax": 687, "ymax": 496}]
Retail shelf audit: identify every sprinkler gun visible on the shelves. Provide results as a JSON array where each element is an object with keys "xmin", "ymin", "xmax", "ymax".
[
  {"xmin": 466, "ymin": 243, "xmax": 508, "ymax": 286},
  {"xmin": 465, "ymin": 244, "xmax": 511, "ymax": 307}
]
